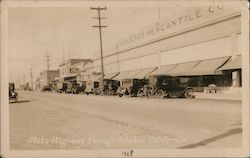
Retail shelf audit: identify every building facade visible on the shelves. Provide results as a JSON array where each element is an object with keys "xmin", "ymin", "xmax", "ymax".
[
  {"xmin": 58, "ymin": 59, "xmax": 93, "ymax": 87},
  {"xmin": 90, "ymin": 5, "xmax": 242, "ymax": 92}
]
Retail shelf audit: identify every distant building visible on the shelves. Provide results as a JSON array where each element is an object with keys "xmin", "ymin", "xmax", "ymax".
[
  {"xmin": 39, "ymin": 70, "xmax": 59, "ymax": 89},
  {"xmin": 59, "ymin": 59, "xmax": 92, "ymax": 85}
]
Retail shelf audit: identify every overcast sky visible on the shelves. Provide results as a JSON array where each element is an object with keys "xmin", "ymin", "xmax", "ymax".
[{"xmin": 8, "ymin": 4, "xmax": 191, "ymax": 83}]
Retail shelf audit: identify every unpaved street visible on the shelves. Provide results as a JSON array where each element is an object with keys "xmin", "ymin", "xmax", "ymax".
[{"xmin": 9, "ymin": 90, "xmax": 242, "ymax": 150}]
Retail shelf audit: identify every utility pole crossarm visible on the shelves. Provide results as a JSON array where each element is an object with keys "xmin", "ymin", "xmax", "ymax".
[
  {"xmin": 90, "ymin": 6, "xmax": 107, "ymax": 10},
  {"xmin": 92, "ymin": 17, "xmax": 108, "ymax": 19},
  {"xmin": 92, "ymin": 25, "xmax": 108, "ymax": 28}
]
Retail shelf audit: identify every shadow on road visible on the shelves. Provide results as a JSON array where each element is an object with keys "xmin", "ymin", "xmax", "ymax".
[
  {"xmin": 9, "ymin": 99, "xmax": 39, "ymax": 104},
  {"xmin": 178, "ymin": 128, "xmax": 242, "ymax": 149}
]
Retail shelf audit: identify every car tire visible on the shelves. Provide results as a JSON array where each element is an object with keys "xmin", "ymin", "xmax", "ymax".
[
  {"xmin": 137, "ymin": 90, "xmax": 144, "ymax": 98},
  {"xmin": 169, "ymin": 93, "xmax": 178, "ymax": 98},
  {"xmin": 155, "ymin": 89, "xmax": 165, "ymax": 99},
  {"xmin": 103, "ymin": 89, "xmax": 108, "ymax": 96},
  {"xmin": 184, "ymin": 89, "xmax": 194, "ymax": 98},
  {"xmin": 118, "ymin": 93, "xmax": 123, "ymax": 97}
]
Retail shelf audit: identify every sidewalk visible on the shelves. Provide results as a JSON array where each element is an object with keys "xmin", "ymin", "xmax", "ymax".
[{"xmin": 194, "ymin": 92, "xmax": 242, "ymax": 101}]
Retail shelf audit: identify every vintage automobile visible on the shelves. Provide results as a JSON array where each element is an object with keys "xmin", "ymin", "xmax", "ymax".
[
  {"xmin": 71, "ymin": 83, "xmax": 85, "ymax": 94},
  {"xmin": 97, "ymin": 79, "xmax": 120, "ymax": 96},
  {"xmin": 56, "ymin": 82, "xmax": 68, "ymax": 93},
  {"xmin": 85, "ymin": 81, "xmax": 100, "ymax": 95},
  {"xmin": 9, "ymin": 82, "xmax": 18, "ymax": 103},
  {"xmin": 41, "ymin": 85, "xmax": 52, "ymax": 92},
  {"xmin": 117, "ymin": 78, "xmax": 148, "ymax": 97},
  {"xmin": 138, "ymin": 75, "xmax": 194, "ymax": 99}
]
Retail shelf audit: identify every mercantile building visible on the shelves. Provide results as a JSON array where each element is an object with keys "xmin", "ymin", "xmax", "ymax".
[{"xmin": 57, "ymin": 5, "xmax": 242, "ymax": 93}]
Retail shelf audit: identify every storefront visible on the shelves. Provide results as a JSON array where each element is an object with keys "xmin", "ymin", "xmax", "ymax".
[{"xmin": 90, "ymin": 5, "xmax": 242, "ymax": 92}]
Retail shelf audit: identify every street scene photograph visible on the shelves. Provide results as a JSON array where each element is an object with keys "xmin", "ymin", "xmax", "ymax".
[{"xmin": 4, "ymin": 1, "xmax": 246, "ymax": 156}]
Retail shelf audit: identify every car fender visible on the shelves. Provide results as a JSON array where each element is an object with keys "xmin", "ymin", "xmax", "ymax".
[{"xmin": 182, "ymin": 87, "xmax": 195, "ymax": 97}]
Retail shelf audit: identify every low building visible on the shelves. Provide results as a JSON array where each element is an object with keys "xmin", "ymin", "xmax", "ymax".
[{"xmin": 58, "ymin": 59, "xmax": 93, "ymax": 89}]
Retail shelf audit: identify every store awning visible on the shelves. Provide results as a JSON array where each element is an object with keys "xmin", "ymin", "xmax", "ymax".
[
  {"xmin": 64, "ymin": 75, "xmax": 77, "ymax": 81},
  {"xmin": 91, "ymin": 75, "xmax": 102, "ymax": 81},
  {"xmin": 113, "ymin": 69, "xmax": 142, "ymax": 80},
  {"xmin": 186, "ymin": 57, "xmax": 230, "ymax": 76},
  {"xmin": 104, "ymin": 72, "xmax": 120, "ymax": 79},
  {"xmin": 124, "ymin": 69, "xmax": 141, "ymax": 79},
  {"xmin": 133, "ymin": 67, "xmax": 157, "ymax": 79},
  {"xmin": 217, "ymin": 55, "xmax": 241, "ymax": 70},
  {"xmin": 167, "ymin": 61, "xmax": 200, "ymax": 76},
  {"xmin": 149, "ymin": 65, "xmax": 177, "ymax": 76},
  {"xmin": 113, "ymin": 71, "xmax": 131, "ymax": 80}
]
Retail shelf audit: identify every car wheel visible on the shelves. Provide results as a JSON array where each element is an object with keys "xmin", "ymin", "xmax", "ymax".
[
  {"xmin": 103, "ymin": 89, "xmax": 109, "ymax": 96},
  {"xmin": 118, "ymin": 93, "xmax": 123, "ymax": 97},
  {"xmin": 184, "ymin": 89, "xmax": 194, "ymax": 98},
  {"xmin": 169, "ymin": 93, "xmax": 178, "ymax": 98},
  {"xmin": 137, "ymin": 90, "xmax": 144, "ymax": 98},
  {"xmin": 155, "ymin": 90, "xmax": 165, "ymax": 99}
]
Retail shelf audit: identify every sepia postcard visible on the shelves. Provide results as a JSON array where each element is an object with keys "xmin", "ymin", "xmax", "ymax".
[{"xmin": 1, "ymin": 0, "xmax": 249, "ymax": 157}]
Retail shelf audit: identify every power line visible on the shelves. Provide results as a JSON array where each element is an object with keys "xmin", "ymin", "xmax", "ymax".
[{"xmin": 91, "ymin": 6, "xmax": 108, "ymax": 90}]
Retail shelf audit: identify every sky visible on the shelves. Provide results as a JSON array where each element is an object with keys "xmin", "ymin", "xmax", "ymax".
[{"xmin": 8, "ymin": 3, "xmax": 190, "ymax": 83}]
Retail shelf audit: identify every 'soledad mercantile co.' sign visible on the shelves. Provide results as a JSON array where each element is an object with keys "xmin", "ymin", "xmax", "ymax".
[{"xmin": 116, "ymin": 5, "xmax": 234, "ymax": 50}]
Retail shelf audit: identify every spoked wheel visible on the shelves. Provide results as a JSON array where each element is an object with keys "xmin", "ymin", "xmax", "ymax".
[
  {"xmin": 184, "ymin": 89, "xmax": 194, "ymax": 98},
  {"xmin": 118, "ymin": 93, "xmax": 123, "ymax": 97},
  {"xmin": 155, "ymin": 90, "xmax": 165, "ymax": 99},
  {"xmin": 103, "ymin": 89, "xmax": 109, "ymax": 96},
  {"xmin": 137, "ymin": 90, "xmax": 145, "ymax": 98}
]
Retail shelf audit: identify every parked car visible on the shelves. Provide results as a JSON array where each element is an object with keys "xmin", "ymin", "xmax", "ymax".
[
  {"xmin": 117, "ymin": 79, "xmax": 148, "ymax": 97},
  {"xmin": 138, "ymin": 75, "xmax": 194, "ymax": 99},
  {"xmin": 9, "ymin": 82, "xmax": 18, "ymax": 103},
  {"xmin": 71, "ymin": 83, "xmax": 85, "ymax": 94},
  {"xmin": 85, "ymin": 81, "xmax": 100, "ymax": 95},
  {"xmin": 56, "ymin": 82, "xmax": 68, "ymax": 93},
  {"xmin": 98, "ymin": 79, "xmax": 120, "ymax": 96},
  {"xmin": 42, "ymin": 85, "xmax": 52, "ymax": 92}
]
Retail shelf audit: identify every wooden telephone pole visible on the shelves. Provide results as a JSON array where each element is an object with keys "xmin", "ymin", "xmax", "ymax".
[{"xmin": 91, "ymin": 6, "xmax": 107, "ymax": 90}]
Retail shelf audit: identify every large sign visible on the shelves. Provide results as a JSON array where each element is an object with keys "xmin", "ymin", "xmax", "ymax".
[
  {"xmin": 69, "ymin": 67, "xmax": 80, "ymax": 73},
  {"xmin": 116, "ymin": 5, "xmax": 240, "ymax": 50}
]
